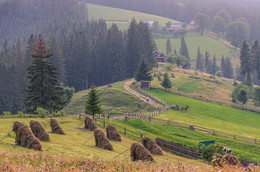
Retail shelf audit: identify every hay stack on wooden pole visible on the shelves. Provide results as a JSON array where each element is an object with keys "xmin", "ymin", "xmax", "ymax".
[
  {"xmin": 141, "ymin": 136, "xmax": 163, "ymax": 155},
  {"xmin": 50, "ymin": 118, "xmax": 65, "ymax": 135},
  {"xmin": 94, "ymin": 128, "xmax": 113, "ymax": 151},
  {"xmin": 30, "ymin": 120, "xmax": 50, "ymax": 141},
  {"xmin": 12, "ymin": 121, "xmax": 42, "ymax": 151},
  {"xmin": 84, "ymin": 115, "xmax": 97, "ymax": 131},
  {"xmin": 130, "ymin": 143, "xmax": 154, "ymax": 162},
  {"xmin": 106, "ymin": 124, "xmax": 121, "ymax": 142},
  {"xmin": 223, "ymin": 154, "xmax": 240, "ymax": 166}
]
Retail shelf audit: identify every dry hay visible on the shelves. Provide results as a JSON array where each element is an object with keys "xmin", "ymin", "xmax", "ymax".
[
  {"xmin": 130, "ymin": 143, "xmax": 154, "ymax": 162},
  {"xmin": 211, "ymin": 154, "xmax": 240, "ymax": 167},
  {"xmin": 30, "ymin": 120, "xmax": 50, "ymax": 141},
  {"xmin": 211, "ymin": 153, "xmax": 228, "ymax": 167},
  {"xmin": 94, "ymin": 128, "xmax": 113, "ymax": 151},
  {"xmin": 106, "ymin": 124, "xmax": 121, "ymax": 142},
  {"xmin": 84, "ymin": 115, "xmax": 97, "ymax": 131},
  {"xmin": 223, "ymin": 154, "xmax": 240, "ymax": 166},
  {"xmin": 141, "ymin": 136, "xmax": 163, "ymax": 155},
  {"xmin": 12, "ymin": 121, "xmax": 42, "ymax": 151},
  {"xmin": 50, "ymin": 118, "xmax": 65, "ymax": 135}
]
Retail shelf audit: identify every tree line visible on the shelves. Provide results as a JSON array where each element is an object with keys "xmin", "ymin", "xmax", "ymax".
[{"xmin": 0, "ymin": 19, "xmax": 156, "ymax": 114}]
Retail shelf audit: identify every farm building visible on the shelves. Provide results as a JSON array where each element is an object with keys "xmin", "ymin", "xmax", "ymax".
[
  {"xmin": 153, "ymin": 50, "xmax": 167, "ymax": 62},
  {"xmin": 187, "ymin": 20, "xmax": 197, "ymax": 31},
  {"xmin": 143, "ymin": 21, "xmax": 154, "ymax": 27},
  {"xmin": 168, "ymin": 22, "xmax": 184, "ymax": 32},
  {"xmin": 140, "ymin": 81, "xmax": 151, "ymax": 90}
]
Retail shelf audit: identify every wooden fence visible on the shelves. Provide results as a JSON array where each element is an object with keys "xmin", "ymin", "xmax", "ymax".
[
  {"xmin": 148, "ymin": 118, "xmax": 260, "ymax": 145},
  {"xmin": 156, "ymin": 138, "xmax": 202, "ymax": 159},
  {"xmin": 94, "ymin": 119, "xmax": 143, "ymax": 140}
]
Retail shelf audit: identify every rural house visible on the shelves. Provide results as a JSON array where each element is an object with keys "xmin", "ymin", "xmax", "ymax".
[{"xmin": 153, "ymin": 50, "xmax": 167, "ymax": 62}]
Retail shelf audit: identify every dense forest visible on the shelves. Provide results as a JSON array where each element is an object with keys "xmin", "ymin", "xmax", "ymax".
[
  {"xmin": 85, "ymin": 0, "xmax": 260, "ymax": 43},
  {"xmin": 0, "ymin": 0, "xmax": 88, "ymax": 45}
]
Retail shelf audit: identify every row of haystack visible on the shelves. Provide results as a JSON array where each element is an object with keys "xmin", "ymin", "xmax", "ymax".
[
  {"xmin": 84, "ymin": 115, "xmax": 163, "ymax": 162},
  {"xmin": 12, "ymin": 118, "xmax": 65, "ymax": 151},
  {"xmin": 211, "ymin": 153, "xmax": 240, "ymax": 167}
]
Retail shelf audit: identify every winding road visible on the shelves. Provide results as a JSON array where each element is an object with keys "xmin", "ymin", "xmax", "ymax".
[{"xmin": 123, "ymin": 80, "xmax": 161, "ymax": 108}]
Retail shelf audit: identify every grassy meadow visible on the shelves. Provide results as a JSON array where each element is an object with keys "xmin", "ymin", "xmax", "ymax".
[
  {"xmin": 147, "ymin": 89, "xmax": 260, "ymax": 140},
  {"xmin": 0, "ymin": 117, "xmax": 213, "ymax": 171},
  {"xmin": 63, "ymin": 81, "xmax": 156, "ymax": 115},
  {"xmin": 87, "ymin": 3, "xmax": 178, "ymax": 30},
  {"xmin": 155, "ymin": 32, "xmax": 237, "ymax": 60}
]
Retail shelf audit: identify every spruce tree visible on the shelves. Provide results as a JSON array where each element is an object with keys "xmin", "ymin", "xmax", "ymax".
[
  {"xmin": 179, "ymin": 36, "xmax": 190, "ymax": 60},
  {"xmin": 161, "ymin": 73, "xmax": 172, "ymax": 91},
  {"xmin": 225, "ymin": 57, "xmax": 234, "ymax": 79},
  {"xmin": 196, "ymin": 47, "xmax": 203, "ymax": 71},
  {"xmin": 237, "ymin": 89, "xmax": 248, "ymax": 108},
  {"xmin": 205, "ymin": 51, "xmax": 209, "ymax": 69},
  {"xmin": 221, "ymin": 56, "xmax": 226, "ymax": 77},
  {"xmin": 174, "ymin": 48, "xmax": 178, "ymax": 56},
  {"xmin": 212, "ymin": 54, "xmax": 217, "ymax": 75},
  {"xmin": 240, "ymin": 40, "xmax": 252, "ymax": 86},
  {"xmin": 166, "ymin": 38, "xmax": 172, "ymax": 55},
  {"xmin": 85, "ymin": 86, "xmax": 102, "ymax": 119},
  {"xmin": 24, "ymin": 37, "xmax": 65, "ymax": 113},
  {"xmin": 251, "ymin": 40, "xmax": 260, "ymax": 79},
  {"xmin": 135, "ymin": 57, "xmax": 152, "ymax": 82}
]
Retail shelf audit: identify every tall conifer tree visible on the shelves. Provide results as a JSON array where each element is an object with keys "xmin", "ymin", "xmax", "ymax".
[
  {"xmin": 212, "ymin": 54, "xmax": 217, "ymax": 74},
  {"xmin": 196, "ymin": 47, "xmax": 203, "ymax": 71},
  {"xmin": 135, "ymin": 57, "xmax": 152, "ymax": 82},
  {"xmin": 166, "ymin": 38, "xmax": 172, "ymax": 55},
  {"xmin": 24, "ymin": 37, "xmax": 65, "ymax": 113},
  {"xmin": 179, "ymin": 36, "xmax": 190, "ymax": 60},
  {"xmin": 240, "ymin": 40, "xmax": 252, "ymax": 86}
]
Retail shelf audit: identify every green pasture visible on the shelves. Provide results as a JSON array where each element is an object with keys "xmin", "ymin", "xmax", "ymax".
[
  {"xmin": 106, "ymin": 118, "xmax": 260, "ymax": 162},
  {"xmin": 147, "ymin": 89, "xmax": 260, "ymax": 139},
  {"xmin": 87, "ymin": 3, "xmax": 178, "ymax": 30},
  {"xmin": 155, "ymin": 32, "xmax": 236, "ymax": 60},
  {"xmin": 64, "ymin": 81, "xmax": 156, "ymax": 115}
]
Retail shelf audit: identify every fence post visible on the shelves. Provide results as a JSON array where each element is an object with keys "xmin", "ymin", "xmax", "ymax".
[
  {"xmin": 124, "ymin": 128, "xmax": 126, "ymax": 135},
  {"xmin": 213, "ymin": 130, "xmax": 215, "ymax": 135},
  {"xmin": 95, "ymin": 118, "xmax": 96, "ymax": 124},
  {"xmin": 140, "ymin": 133, "xmax": 143, "ymax": 139},
  {"xmin": 255, "ymin": 138, "xmax": 257, "ymax": 144},
  {"xmin": 167, "ymin": 120, "xmax": 170, "ymax": 126},
  {"xmin": 234, "ymin": 135, "xmax": 236, "ymax": 140},
  {"xmin": 103, "ymin": 121, "xmax": 106, "ymax": 128}
]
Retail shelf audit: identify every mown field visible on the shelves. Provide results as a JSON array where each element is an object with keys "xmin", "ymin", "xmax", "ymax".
[
  {"xmin": 155, "ymin": 32, "xmax": 237, "ymax": 60},
  {"xmin": 87, "ymin": 3, "xmax": 178, "ymax": 30},
  {"xmin": 147, "ymin": 89, "xmax": 260, "ymax": 140},
  {"xmin": 0, "ymin": 117, "xmax": 211, "ymax": 171},
  {"xmin": 63, "ymin": 81, "xmax": 156, "ymax": 115}
]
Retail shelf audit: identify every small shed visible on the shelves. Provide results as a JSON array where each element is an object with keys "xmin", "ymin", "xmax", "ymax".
[{"xmin": 140, "ymin": 81, "xmax": 151, "ymax": 90}]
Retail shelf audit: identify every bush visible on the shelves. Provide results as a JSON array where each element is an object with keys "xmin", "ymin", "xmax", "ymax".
[
  {"xmin": 232, "ymin": 84, "xmax": 249, "ymax": 103},
  {"xmin": 215, "ymin": 71, "xmax": 223, "ymax": 77},
  {"xmin": 3, "ymin": 111, "xmax": 11, "ymax": 116},
  {"xmin": 35, "ymin": 107, "xmax": 49, "ymax": 118},
  {"xmin": 173, "ymin": 29, "xmax": 187, "ymax": 38},
  {"xmin": 199, "ymin": 144, "xmax": 224, "ymax": 162},
  {"xmin": 17, "ymin": 111, "xmax": 24, "ymax": 118},
  {"xmin": 254, "ymin": 87, "xmax": 260, "ymax": 106},
  {"xmin": 53, "ymin": 110, "xmax": 66, "ymax": 117},
  {"xmin": 63, "ymin": 87, "xmax": 75, "ymax": 104}
]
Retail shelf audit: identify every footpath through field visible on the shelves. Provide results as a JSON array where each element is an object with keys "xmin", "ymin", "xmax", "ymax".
[{"xmin": 123, "ymin": 80, "xmax": 161, "ymax": 108}]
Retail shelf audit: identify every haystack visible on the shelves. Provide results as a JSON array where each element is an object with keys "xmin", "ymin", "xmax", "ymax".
[
  {"xmin": 94, "ymin": 128, "xmax": 113, "ymax": 150},
  {"xmin": 223, "ymin": 154, "xmax": 240, "ymax": 166},
  {"xmin": 141, "ymin": 136, "xmax": 163, "ymax": 155},
  {"xmin": 106, "ymin": 124, "xmax": 121, "ymax": 142},
  {"xmin": 30, "ymin": 120, "xmax": 50, "ymax": 141},
  {"xmin": 211, "ymin": 153, "xmax": 228, "ymax": 167},
  {"xmin": 50, "ymin": 118, "xmax": 65, "ymax": 135},
  {"xmin": 12, "ymin": 121, "xmax": 42, "ymax": 151},
  {"xmin": 84, "ymin": 116, "xmax": 97, "ymax": 131},
  {"xmin": 130, "ymin": 143, "xmax": 154, "ymax": 162}
]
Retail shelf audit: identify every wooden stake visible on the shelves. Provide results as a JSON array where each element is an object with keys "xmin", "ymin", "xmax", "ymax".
[
  {"xmin": 0, "ymin": 130, "xmax": 13, "ymax": 143},
  {"xmin": 83, "ymin": 135, "xmax": 94, "ymax": 145},
  {"xmin": 112, "ymin": 149, "xmax": 129, "ymax": 159}
]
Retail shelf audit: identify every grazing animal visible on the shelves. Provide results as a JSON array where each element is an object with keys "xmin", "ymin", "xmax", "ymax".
[{"xmin": 180, "ymin": 106, "xmax": 189, "ymax": 111}]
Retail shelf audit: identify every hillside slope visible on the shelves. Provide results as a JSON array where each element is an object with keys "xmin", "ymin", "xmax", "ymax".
[{"xmin": 64, "ymin": 81, "xmax": 156, "ymax": 115}]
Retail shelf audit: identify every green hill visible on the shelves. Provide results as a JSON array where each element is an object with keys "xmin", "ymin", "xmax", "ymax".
[
  {"xmin": 87, "ymin": 3, "xmax": 178, "ymax": 30},
  {"xmin": 64, "ymin": 81, "xmax": 156, "ymax": 115}
]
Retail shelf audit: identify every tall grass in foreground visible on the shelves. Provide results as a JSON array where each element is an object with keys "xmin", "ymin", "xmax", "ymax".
[{"xmin": 0, "ymin": 151, "xmax": 259, "ymax": 171}]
